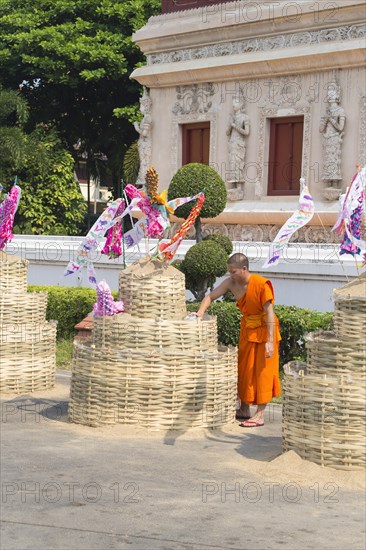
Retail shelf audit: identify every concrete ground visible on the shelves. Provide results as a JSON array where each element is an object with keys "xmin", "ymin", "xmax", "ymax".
[{"xmin": 1, "ymin": 371, "xmax": 365, "ymax": 550}]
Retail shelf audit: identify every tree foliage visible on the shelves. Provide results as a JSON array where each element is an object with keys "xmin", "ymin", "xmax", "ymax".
[
  {"xmin": 122, "ymin": 140, "xmax": 140, "ymax": 184},
  {"xmin": 0, "ymin": 87, "xmax": 29, "ymax": 179},
  {"xmin": 14, "ymin": 134, "xmax": 87, "ymax": 235},
  {"xmin": 0, "ymin": 0, "xmax": 160, "ymax": 194},
  {"xmin": 0, "ymin": 85, "xmax": 86, "ymax": 234}
]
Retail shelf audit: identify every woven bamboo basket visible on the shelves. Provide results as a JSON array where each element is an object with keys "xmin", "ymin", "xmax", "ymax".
[
  {"xmin": 282, "ymin": 371, "xmax": 366, "ymax": 470},
  {"xmin": 0, "ymin": 252, "xmax": 28, "ymax": 293},
  {"xmin": 93, "ymin": 313, "xmax": 218, "ymax": 352},
  {"xmin": 333, "ymin": 273, "xmax": 366, "ymax": 340},
  {"xmin": 0, "ymin": 292, "xmax": 48, "ymax": 325},
  {"xmin": 0, "ymin": 321, "xmax": 57, "ymax": 393},
  {"xmin": 306, "ymin": 331, "xmax": 366, "ymax": 383},
  {"xmin": 119, "ymin": 257, "xmax": 186, "ymax": 319},
  {"xmin": 69, "ymin": 340, "xmax": 238, "ymax": 429}
]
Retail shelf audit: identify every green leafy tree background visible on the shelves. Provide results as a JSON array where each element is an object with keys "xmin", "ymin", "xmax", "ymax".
[
  {"xmin": 0, "ymin": 0, "xmax": 160, "ymax": 197},
  {"xmin": 0, "ymin": 86, "xmax": 86, "ymax": 234}
]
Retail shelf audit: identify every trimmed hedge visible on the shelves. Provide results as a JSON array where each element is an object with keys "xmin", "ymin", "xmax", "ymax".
[
  {"xmin": 28, "ymin": 285, "xmax": 333, "ymax": 366},
  {"xmin": 28, "ymin": 285, "xmax": 115, "ymax": 340},
  {"xmin": 203, "ymin": 234, "xmax": 233, "ymax": 255},
  {"xmin": 168, "ymin": 163, "xmax": 227, "ymax": 220}
]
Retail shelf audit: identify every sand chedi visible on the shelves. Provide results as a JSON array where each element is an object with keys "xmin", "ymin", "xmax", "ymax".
[
  {"xmin": 283, "ymin": 274, "xmax": 366, "ymax": 470},
  {"xmin": 69, "ymin": 257, "xmax": 238, "ymax": 429},
  {"xmin": 0, "ymin": 251, "xmax": 57, "ymax": 393}
]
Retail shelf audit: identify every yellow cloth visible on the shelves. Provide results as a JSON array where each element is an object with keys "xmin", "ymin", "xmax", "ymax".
[{"xmin": 245, "ymin": 313, "xmax": 266, "ymax": 329}]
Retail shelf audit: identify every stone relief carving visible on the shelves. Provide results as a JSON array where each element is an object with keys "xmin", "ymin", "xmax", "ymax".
[
  {"xmin": 239, "ymin": 225, "xmax": 265, "ymax": 242},
  {"xmin": 146, "ymin": 24, "xmax": 366, "ymax": 65},
  {"xmin": 172, "ymin": 83, "xmax": 215, "ymax": 115},
  {"xmin": 265, "ymin": 75, "xmax": 303, "ymax": 106},
  {"xmin": 319, "ymin": 83, "xmax": 346, "ymax": 195},
  {"xmin": 305, "ymin": 226, "xmax": 336, "ymax": 244},
  {"xmin": 166, "ymin": 223, "xmax": 342, "ymax": 244},
  {"xmin": 359, "ymin": 96, "xmax": 366, "ymax": 166},
  {"xmin": 226, "ymin": 97, "xmax": 250, "ymax": 185},
  {"xmin": 202, "ymin": 224, "xmax": 229, "ymax": 237},
  {"xmin": 133, "ymin": 87, "xmax": 152, "ymax": 186}
]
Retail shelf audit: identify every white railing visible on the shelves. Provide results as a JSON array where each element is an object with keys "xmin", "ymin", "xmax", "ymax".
[{"xmin": 5, "ymin": 235, "xmax": 361, "ymax": 312}]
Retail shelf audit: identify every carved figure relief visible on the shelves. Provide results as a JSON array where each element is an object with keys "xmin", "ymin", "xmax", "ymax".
[
  {"xmin": 319, "ymin": 84, "xmax": 346, "ymax": 189},
  {"xmin": 133, "ymin": 87, "xmax": 152, "ymax": 185},
  {"xmin": 172, "ymin": 83, "xmax": 215, "ymax": 115},
  {"xmin": 226, "ymin": 98, "xmax": 250, "ymax": 184}
]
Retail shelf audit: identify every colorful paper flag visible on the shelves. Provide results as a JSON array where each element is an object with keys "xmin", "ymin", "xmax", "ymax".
[{"xmin": 262, "ymin": 186, "xmax": 314, "ymax": 268}]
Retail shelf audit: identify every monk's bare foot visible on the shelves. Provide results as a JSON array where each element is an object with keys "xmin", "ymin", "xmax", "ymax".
[
  {"xmin": 236, "ymin": 405, "xmax": 251, "ymax": 420},
  {"xmin": 247, "ymin": 414, "xmax": 264, "ymax": 424}
]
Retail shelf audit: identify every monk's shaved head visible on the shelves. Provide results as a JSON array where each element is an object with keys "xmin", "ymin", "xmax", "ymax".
[{"xmin": 228, "ymin": 253, "xmax": 249, "ymax": 269}]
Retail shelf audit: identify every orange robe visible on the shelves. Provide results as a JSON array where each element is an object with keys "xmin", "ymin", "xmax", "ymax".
[{"xmin": 236, "ymin": 274, "xmax": 281, "ymax": 405}]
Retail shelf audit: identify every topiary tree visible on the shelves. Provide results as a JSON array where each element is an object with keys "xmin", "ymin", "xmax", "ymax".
[
  {"xmin": 203, "ymin": 233, "xmax": 233, "ymax": 255},
  {"xmin": 180, "ymin": 240, "xmax": 228, "ymax": 301},
  {"xmin": 168, "ymin": 163, "xmax": 227, "ymax": 242}
]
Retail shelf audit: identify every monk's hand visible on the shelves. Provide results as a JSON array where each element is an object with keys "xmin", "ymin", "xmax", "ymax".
[
  {"xmin": 265, "ymin": 341, "xmax": 274, "ymax": 359},
  {"xmin": 189, "ymin": 312, "xmax": 203, "ymax": 319}
]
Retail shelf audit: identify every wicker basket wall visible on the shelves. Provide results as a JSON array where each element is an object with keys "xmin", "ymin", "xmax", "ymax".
[
  {"xmin": 93, "ymin": 313, "xmax": 218, "ymax": 352},
  {"xmin": 283, "ymin": 372, "xmax": 366, "ymax": 470},
  {"xmin": 333, "ymin": 273, "xmax": 366, "ymax": 340},
  {"xmin": 306, "ymin": 331, "xmax": 366, "ymax": 383},
  {"xmin": 69, "ymin": 341, "xmax": 238, "ymax": 429},
  {"xmin": 0, "ymin": 321, "xmax": 57, "ymax": 393},
  {"xmin": 0, "ymin": 292, "xmax": 48, "ymax": 325},
  {"xmin": 0, "ymin": 252, "xmax": 28, "ymax": 293},
  {"xmin": 119, "ymin": 258, "xmax": 186, "ymax": 319},
  {"xmin": 334, "ymin": 297, "xmax": 366, "ymax": 340}
]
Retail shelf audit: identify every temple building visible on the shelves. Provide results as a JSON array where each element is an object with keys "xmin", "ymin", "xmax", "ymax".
[{"xmin": 130, "ymin": 0, "xmax": 365, "ymax": 243}]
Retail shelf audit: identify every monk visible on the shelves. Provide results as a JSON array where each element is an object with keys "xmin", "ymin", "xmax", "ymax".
[{"xmin": 194, "ymin": 253, "xmax": 281, "ymax": 427}]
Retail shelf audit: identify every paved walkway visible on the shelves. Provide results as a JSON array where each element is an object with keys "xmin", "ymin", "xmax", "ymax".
[{"xmin": 1, "ymin": 371, "xmax": 365, "ymax": 550}]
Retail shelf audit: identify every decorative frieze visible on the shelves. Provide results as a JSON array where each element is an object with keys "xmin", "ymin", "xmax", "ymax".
[
  {"xmin": 147, "ymin": 24, "xmax": 366, "ymax": 66},
  {"xmin": 166, "ymin": 223, "xmax": 348, "ymax": 244}
]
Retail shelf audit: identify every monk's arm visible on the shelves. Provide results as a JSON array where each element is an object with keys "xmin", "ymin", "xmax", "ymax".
[
  {"xmin": 263, "ymin": 300, "xmax": 275, "ymax": 358},
  {"xmin": 195, "ymin": 278, "xmax": 231, "ymax": 318}
]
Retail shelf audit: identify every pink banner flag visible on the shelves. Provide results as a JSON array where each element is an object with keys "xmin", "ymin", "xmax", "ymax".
[{"xmin": 0, "ymin": 182, "xmax": 21, "ymax": 250}]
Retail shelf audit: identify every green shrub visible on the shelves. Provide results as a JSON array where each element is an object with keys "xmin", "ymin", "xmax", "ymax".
[
  {"xmin": 187, "ymin": 301, "xmax": 333, "ymax": 367},
  {"xmin": 181, "ymin": 240, "xmax": 228, "ymax": 300},
  {"xmin": 203, "ymin": 233, "xmax": 233, "ymax": 255},
  {"xmin": 27, "ymin": 285, "xmax": 115, "ymax": 340},
  {"xmin": 275, "ymin": 305, "xmax": 333, "ymax": 366}
]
